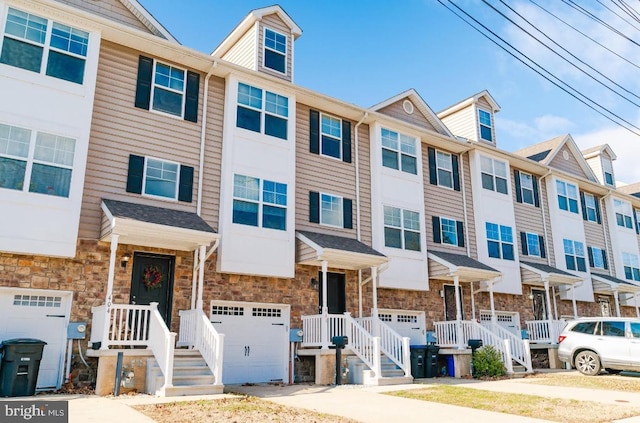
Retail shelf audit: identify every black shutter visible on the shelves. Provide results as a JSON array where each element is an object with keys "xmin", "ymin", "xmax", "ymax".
[
  {"xmin": 456, "ymin": 220, "xmax": 465, "ymax": 247},
  {"xmin": 342, "ymin": 120, "xmax": 351, "ymax": 163},
  {"xmin": 184, "ymin": 71, "xmax": 200, "ymax": 123},
  {"xmin": 602, "ymin": 250, "xmax": 609, "ymax": 270},
  {"xmin": 634, "ymin": 208, "xmax": 639, "ymax": 234},
  {"xmin": 539, "ymin": 235, "xmax": 546, "ymax": 259},
  {"xmin": 587, "ymin": 247, "xmax": 594, "ymax": 268},
  {"xmin": 309, "ymin": 191, "xmax": 320, "ymax": 223},
  {"xmin": 343, "ymin": 198, "xmax": 353, "ymax": 229},
  {"xmin": 432, "ymin": 216, "xmax": 441, "ymax": 243},
  {"xmin": 126, "ymin": 155, "xmax": 145, "ymax": 194},
  {"xmin": 532, "ymin": 176, "xmax": 540, "ymax": 207},
  {"xmin": 580, "ymin": 191, "xmax": 588, "ymax": 221},
  {"xmin": 452, "ymin": 154, "xmax": 460, "ymax": 191},
  {"xmin": 595, "ymin": 196, "xmax": 602, "ymax": 224},
  {"xmin": 309, "ymin": 110, "xmax": 320, "ymax": 154},
  {"xmin": 520, "ymin": 232, "xmax": 528, "ymax": 255},
  {"xmin": 134, "ymin": 56, "xmax": 153, "ymax": 110},
  {"xmin": 178, "ymin": 165, "xmax": 194, "ymax": 202},
  {"xmin": 428, "ymin": 147, "xmax": 437, "ymax": 186},
  {"xmin": 514, "ymin": 170, "xmax": 522, "ymax": 203}
]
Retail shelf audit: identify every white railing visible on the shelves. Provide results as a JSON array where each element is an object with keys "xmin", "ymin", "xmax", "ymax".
[
  {"xmin": 301, "ymin": 315, "xmax": 323, "ymax": 346},
  {"xmin": 90, "ymin": 303, "xmax": 152, "ymax": 349},
  {"xmin": 434, "ymin": 320, "xmax": 463, "ymax": 348},
  {"xmin": 344, "ymin": 313, "xmax": 380, "ymax": 378},
  {"xmin": 357, "ymin": 316, "xmax": 410, "ymax": 377},
  {"xmin": 487, "ymin": 323, "xmax": 532, "ymax": 373},
  {"xmin": 148, "ymin": 303, "xmax": 176, "ymax": 391},
  {"xmin": 525, "ymin": 319, "xmax": 567, "ymax": 343},
  {"xmin": 178, "ymin": 309, "xmax": 225, "ymax": 385}
]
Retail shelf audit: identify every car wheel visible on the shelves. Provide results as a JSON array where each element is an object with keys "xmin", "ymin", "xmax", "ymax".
[
  {"xmin": 605, "ymin": 369, "xmax": 622, "ymax": 375},
  {"xmin": 575, "ymin": 350, "xmax": 601, "ymax": 376}
]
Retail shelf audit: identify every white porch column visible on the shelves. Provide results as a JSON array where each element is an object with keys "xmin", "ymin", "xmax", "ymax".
[
  {"xmin": 636, "ymin": 293, "xmax": 640, "ymax": 318},
  {"xmin": 571, "ymin": 284, "xmax": 578, "ymax": 318},
  {"xmin": 488, "ymin": 280, "xmax": 496, "ymax": 325},
  {"xmin": 454, "ymin": 276, "xmax": 464, "ymax": 349},
  {"xmin": 196, "ymin": 245, "xmax": 206, "ymax": 310},
  {"xmin": 371, "ymin": 267, "xmax": 379, "ymax": 336},
  {"xmin": 321, "ymin": 260, "xmax": 329, "ymax": 349},
  {"xmin": 613, "ymin": 290, "xmax": 621, "ymax": 317},
  {"xmin": 552, "ymin": 286, "xmax": 558, "ymax": 319},
  {"xmin": 101, "ymin": 234, "xmax": 119, "ymax": 350},
  {"xmin": 543, "ymin": 279, "xmax": 555, "ymax": 344},
  {"xmin": 470, "ymin": 281, "xmax": 476, "ymax": 321}
]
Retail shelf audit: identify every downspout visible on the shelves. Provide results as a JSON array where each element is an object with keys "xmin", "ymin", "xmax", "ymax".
[
  {"xmin": 600, "ymin": 190, "xmax": 613, "ymax": 276},
  {"xmin": 539, "ymin": 171, "xmax": 552, "ymax": 266}
]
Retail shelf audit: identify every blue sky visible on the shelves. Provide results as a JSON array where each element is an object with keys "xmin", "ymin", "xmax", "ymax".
[{"xmin": 141, "ymin": 1, "xmax": 640, "ymax": 183}]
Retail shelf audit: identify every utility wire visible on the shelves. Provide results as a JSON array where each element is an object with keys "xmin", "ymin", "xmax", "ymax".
[
  {"xmin": 436, "ymin": 0, "xmax": 640, "ymax": 136},
  {"xmin": 562, "ymin": 0, "xmax": 640, "ymax": 48},
  {"xmin": 492, "ymin": 0, "xmax": 640, "ymax": 105},
  {"xmin": 595, "ymin": 0, "xmax": 640, "ymax": 30},
  {"xmin": 528, "ymin": 0, "xmax": 640, "ymax": 70},
  {"xmin": 610, "ymin": 0, "xmax": 640, "ymax": 25}
]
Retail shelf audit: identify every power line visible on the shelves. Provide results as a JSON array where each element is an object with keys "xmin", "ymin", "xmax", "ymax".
[
  {"xmin": 562, "ymin": 0, "xmax": 640, "ymax": 48},
  {"xmin": 595, "ymin": 0, "xmax": 640, "ymax": 30}
]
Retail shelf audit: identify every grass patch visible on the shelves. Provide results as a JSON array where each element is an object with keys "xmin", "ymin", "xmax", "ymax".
[
  {"xmin": 134, "ymin": 396, "xmax": 356, "ymax": 423},
  {"xmin": 387, "ymin": 386, "xmax": 640, "ymax": 423},
  {"xmin": 526, "ymin": 373, "xmax": 640, "ymax": 392}
]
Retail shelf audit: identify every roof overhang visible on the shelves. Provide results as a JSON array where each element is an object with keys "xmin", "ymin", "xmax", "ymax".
[
  {"xmin": 427, "ymin": 252, "xmax": 501, "ymax": 282},
  {"xmin": 591, "ymin": 273, "xmax": 640, "ymax": 295},
  {"xmin": 100, "ymin": 201, "xmax": 218, "ymax": 251},
  {"xmin": 296, "ymin": 233, "xmax": 388, "ymax": 270},
  {"xmin": 520, "ymin": 262, "xmax": 583, "ymax": 287}
]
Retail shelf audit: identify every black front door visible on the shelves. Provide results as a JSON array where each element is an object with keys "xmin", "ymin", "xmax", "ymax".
[
  {"xmin": 444, "ymin": 284, "xmax": 464, "ymax": 321},
  {"xmin": 318, "ymin": 272, "xmax": 346, "ymax": 314},
  {"xmin": 532, "ymin": 289, "xmax": 546, "ymax": 321},
  {"xmin": 130, "ymin": 252, "xmax": 175, "ymax": 325}
]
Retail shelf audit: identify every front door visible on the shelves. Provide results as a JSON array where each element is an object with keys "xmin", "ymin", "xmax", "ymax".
[
  {"xmin": 130, "ymin": 252, "xmax": 174, "ymax": 325},
  {"xmin": 318, "ymin": 272, "xmax": 346, "ymax": 314},
  {"xmin": 444, "ymin": 284, "xmax": 463, "ymax": 321},
  {"xmin": 532, "ymin": 289, "xmax": 547, "ymax": 321}
]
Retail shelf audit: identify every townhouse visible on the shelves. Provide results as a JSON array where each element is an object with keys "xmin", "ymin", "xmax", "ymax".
[{"xmin": 1, "ymin": 0, "xmax": 640, "ymax": 395}]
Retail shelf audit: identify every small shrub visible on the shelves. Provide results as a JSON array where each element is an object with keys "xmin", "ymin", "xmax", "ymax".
[{"xmin": 472, "ymin": 345, "xmax": 506, "ymax": 378}]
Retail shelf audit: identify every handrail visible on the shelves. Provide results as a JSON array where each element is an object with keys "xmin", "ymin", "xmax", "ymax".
[
  {"xmin": 359, "ymin": 316, "xmax": 410, "ymax": 377},
  {"xmin": 463, "ymin": 321, "xmax": 514, "ymax": 374},
  {"xmin": 148, "ymin": 302, "xmax": 175, "ymax": 391},
  {"xmin": 344, "ymin": 313, "xmax": 380, "ymax": 378},
  {"xmin": 488, "ymin": 323, "xmax": 532, "ymax": 372},
  {"xmin": 178, "ymin": 309, "xmax": 225, "ymax": 385},
  {"xmin": 91, "ymin": 303, "xmax": 152, "ymax": 349},
  {"xmin": 525, "ymin": 319, "xmax": 567, "ymax": 343}
]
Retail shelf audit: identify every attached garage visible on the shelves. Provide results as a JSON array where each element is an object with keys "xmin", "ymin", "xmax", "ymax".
[
  {"xmin": 0, "ymin": 288, "xmax": 72, "ymax": 390},
  {"xmin": 210, "ymin": 300, "xmax": 289, "ymax": 384},
  {"xmin": 378, "ymin": 309, "xmax": 426, "ymax": 345}
]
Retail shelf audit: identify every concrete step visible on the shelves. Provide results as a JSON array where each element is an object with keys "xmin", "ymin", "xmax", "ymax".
[
  {"xmin": 146, "ymin": 350, "xmax": 220, "ymax": 396},
  {"xmin": 162, "ymin": 384, "xmax": 224, "ymax": 397}
]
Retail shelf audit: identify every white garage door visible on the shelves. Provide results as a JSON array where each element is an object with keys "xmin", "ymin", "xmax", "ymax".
[
  {"xmin": 378, "ymin": 309, "xmax": 426, "ymax": 345},
  {"xmin": 0, "ymin": 289, "xmax": 71, "ymax": 390},
  {"xmin": 210, "ymin": 301, "xmax": 289, "ymax": 384}
]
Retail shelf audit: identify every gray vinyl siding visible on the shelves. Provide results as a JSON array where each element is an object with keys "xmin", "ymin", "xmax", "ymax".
[
  {"xmin": 222, "ymin": 26, "xmax": 257, "ymax": 71},
  {"xmin": 257, "ymin": 14, "xmax": 293, "ymax": 82},
  {"xmin": 512, "ymin": 168, "xmax": 546, "ymax": 264},
  {"xmin": 79, "ymin": 41, "xmax": 202, "ymax": 239},
  {"xmin": 378, "ymin": 100, "xmax": 438, "ymax": 132},
  {"xmin": 440, "ymin": 104, "xmax": 476, "ymax": 141},
  {"xmin": 548, "ymin": 144, "xmax": 589, "ymax": 179},
  {"xmin": 54, "ymin": 0, "xmax": 151, "ymax": 34}
]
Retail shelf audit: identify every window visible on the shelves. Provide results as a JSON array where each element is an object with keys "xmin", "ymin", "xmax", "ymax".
[
  {"xmin": 480, "ymin": 156, "xmax": 508, "ymax": 194},
  {"xmin": 583, "ymin": 193, "xmax": 598, "ymax": 222},
  {"xmin": 514, "ymin": 169, "xmax": 539, "ymax": 206},
  {"xmin": 263, "ymin": 28, "xmax": 286, "ymax": 74},
  {"xmin": 432, "ymin": 216, "xmax": 465, "ymax": 248},
  {"xmin": 563, "ymin": 239, "xmax": 586, "ymax": 272},
  {"xmin": 381, "ymin": 128, "xmax": 417, "ymax": 175},
  {"xmin": 623, "ymin": 252, "xmax": 640, "ymax": 282},
  {"xmin": 320, "ymin": 114, "xmax": 342, "ymax": 159},
  {"xmin": 556, "ymin": 180, "xmax": 579, "ymax": 213},
  {"xmin": 601, "ymin": 321, "xmax": 625, "ymax": 337},
  {"xmin": 428, "ymin": 147, "xmax": 460, "ymax": 191},
  {"xmin": 233, "ymin": 174, "xmax": 287, "ymax": 230},
  {"xmin": 486, "ymin": 222, "xmax": 514, "ymax": 260},
  {"xmin": 236, "ymin": 82, "xmax": 288, "ymax": 140},
  {"xmin": 519, "ymin": 172, "xmax": 534, "ymax": 205},
  {"xmin": 631, "ymin": 322, "xmax": 640, "ymax": 338},
  {"xmin": 436, "ymin": 151, "xmax": 453, "ymax": 188},
  {"xmin": 478, "ymin": 109, "xmax": 493, "ymax": 142},
  {"xmin": 571, "ymin": 321, "xmax": 597, "ymax": 335},
  {"xmin": 384, "ymin": 206, "xmax": 421, "ymax": 251},
  {"xmin": 151, "ymin": 62, "xmax": 184, "ymax": 117},
  {"xmin": 614, "ymin": 199, "xmax": 633, "ymax": 229},
  {"xmin": 0, "ymin": 8, "xmax": 89, "ymax": 84},
  {"xmin": 126, "ymin": 155, "xmax": 193, "ymax": 202},
  {"xmin": 0, "ymin": 123, "xmax": 75, "ymax": 198},
  {"xmin": 604, "ymin": 171, "xmax": 614, "ymax": 186},
  {"xmin": 520, "ymin": 232, "xmax": 545, "ymax": 258},
  {"xmin": 603, "ymin": 158, "xmax": 614, "ymax": 187},
  {"xmin": 636, "ymin": 209, "xmax": 640, "ymax": 234},
  {"xmin": 320, "ymin": 193, "xmax": 343, "ymax": 227},
  {"xmin": 588, "ymin": 246, "xmax": 607, "ymax": 270}
]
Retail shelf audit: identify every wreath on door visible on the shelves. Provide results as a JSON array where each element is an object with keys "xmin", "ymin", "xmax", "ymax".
[{"xmin": 142, "ymin": 265, "xmax": 164, "ymax": 290}]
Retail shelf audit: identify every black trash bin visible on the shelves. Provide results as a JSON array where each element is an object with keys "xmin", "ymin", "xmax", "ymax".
[
  {"xmin": 424, "ymin": 344, "xmax": 440, "ymax": 378},
  {"xmin": 410, "ymin": 345, "xmax": 427, "ymax": 378},
  {"xmin": 0, "ymin": 338, "xmax": 47, "ymax": 397}
]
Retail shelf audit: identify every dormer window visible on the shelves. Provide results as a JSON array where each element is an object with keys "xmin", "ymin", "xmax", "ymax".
[
  {"xmin": 478, "ymin": 109, "xmax": 493, "ymax": 142},
  {"xmin": 602, "ymin": 158, "xmax": 615, "ymax": 187},
  {"xmin": 264, "ymin": 28, "xmax": 286, "ymax": 74}
]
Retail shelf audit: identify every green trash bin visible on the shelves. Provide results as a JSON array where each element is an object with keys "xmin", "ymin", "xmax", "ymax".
[
  {"xmin": 0, "ymin": 338, "xmax": 47, "ymax": 397},
  {"xmin": 410, "ymin": 345, "xmax": 427, "ymax": 378},
  {"xmin": 425, "ymin": 344, "xmax": 440, "ymax": 378}
]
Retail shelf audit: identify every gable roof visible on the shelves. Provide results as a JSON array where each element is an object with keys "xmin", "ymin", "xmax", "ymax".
[
  {"xmin": 296, "ymin": 231, "xmax": 387, "ymax": 270},
  {"xmin": 369, "ymin": 89, "xmax": 453, "ymax": 137},
  {"xmin": 513, "ymin": 134, "xmax": 598, "ymax": 182},
  {"xmin": 617, "ymin": 182, "xmax": 640, "ymax": 198},
  {"xmin": 427, "ymin": 250, "xmax": 501, "ymax": 282},
  {"xmin": 437, "ymin": 90, "xmax": 501, "ymax": 118},
  {"xmin": 119, "ymin": 0, "xmax": 178, "ymax": 43},
  {"xmin": 213, "ymin": 5, "xmax": 302, "ymax": 57},
  {"xmin": 519, "ymin": 260, "xmax": 583, "ymax": 286},
  {"xmin": 581, "ymin": 144, "xmax": 617, "ymax": 161}
]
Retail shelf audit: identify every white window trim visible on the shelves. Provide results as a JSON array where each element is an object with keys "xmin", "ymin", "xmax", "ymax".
[
  {"xmin": 142, "ymin": 156, "xmax": 180, "ymax": 201},
  {"xmin": 262, "ymin": 26, "xmax": 287, "ymax": 76},
  {"xmin": 232, "ymin": 174, "xmax": 287, "ymax": 230},
  {"xmin": 591, "ymin": 246, "xmax": 605, "ymax": 269},
  {"xmin": 486, "ymin": 222, "xmax": 514, "ymax": 260},
  {"xmin": 320, "ymin": 112, "xmax": 342, "ymax": 161},
  {"xmin": 556, "ymin": 180, "xmax": 579, "ymax": 214},
  {"xmin": 381, "ymin": 127, "xmax": 418, "ymax": 175},
  {"xmin": 563, "ymin": 239, "xmax": 586, "ymax": 272},
  {"xmin": 435, "ymin": 150, "xmax": 454, "ymax": 190},
  {"xmin": 384, "ymin": 205, "xmax": 421, "ymax": 251},
  {"xmin": 236, "ymin": 82, "xmax": 289, "ymax": 139},
  {"xmin": 623, "ymin": 252, "xmax": 640, "ymax": 282},
  {"xmin": 519, "ymin": 171, "xmax": 535, "ymax": 205},
  {"xmin": 614, "ymin": 198, "xmax": 633, "ymax": 230},
  {"xmin": 439, "ymin": 216, "xmax": 458, "ymax": 246},
  {"xmin": 149, "ymin": 59, "xmax": 186, "ymax": 119},
  {"xmin": 480, "ymin": 156, "xmax": 508, "ymax": 194},
  {"xmin": 478, "ymin": 108, "xmax": 493, "ymax": 142},
  {"xmin": 584, "ymin": 193, "xmax": 598, "ymax": 222},
  {"xmin": 319, "ymin": 192, "xmax": 344, "ymax": 228},
  {"xmin": 525, "ymin": 232, "xmax": 541, "ymax": 257}
]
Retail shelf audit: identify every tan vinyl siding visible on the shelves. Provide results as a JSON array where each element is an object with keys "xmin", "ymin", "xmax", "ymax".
[
  {"xmin": 357, "ymin": 122, "xmax": 373, "ymax": 246},
  {"xmin": 223, "ymin": 26, "xmax": 257, "ymax": 71},
  {"xmin": 258, "ymin": 14, "xmax": 292, "ymax": 82},
  {"xmin": 378, "ymin": 100, "xmax": 438, "ymax": 132},
  {"xmin": 520, "ymin": 269, "xmax": 542, "ymax": 285},
  {"xmin": 295, "ymin": 103, "xmax": 373, "ymax": 245},
  {"xmin": 548, "ymin": 144, "xmax": 589, "ymax": 179},
  {"xmin": 585, "ymin": 156, "xmax": 603, "ymax": 184},
  {"xmin": 54, "ymin": 0, "xmax": 150, "ymax": 33},
  {"xmin": 100, "ymin": 214, "xmax": 110, "ymax": 238},
  {"xmin": 512, "ymin": 168, "xmax": 546, "ymax": 265},
  {"xmin": 462, "ymin": 152, "xmax": 477, "ymax": 258},
  {"xmin": 296, "ymin": 241, "xmax": 317, "ymax": 263},
  {"xmin": 80, "ymin": 41, "xmax": 203, "ymax": 239},
  {"xmin": 440, "ymin": 104, "xmax": 476, "ymax": 141},
  {"xmin": 539, "ymin": 176, "xmax": 556, "ymax": 266},
  {"xmin": 477, "ymin": 97, "xmax": 492, "ymax": 109}
]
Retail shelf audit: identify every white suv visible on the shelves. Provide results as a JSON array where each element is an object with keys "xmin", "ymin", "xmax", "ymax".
[{"xmin": 557, "ymin": 317, "xmax": 640, "ymax": 376}]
